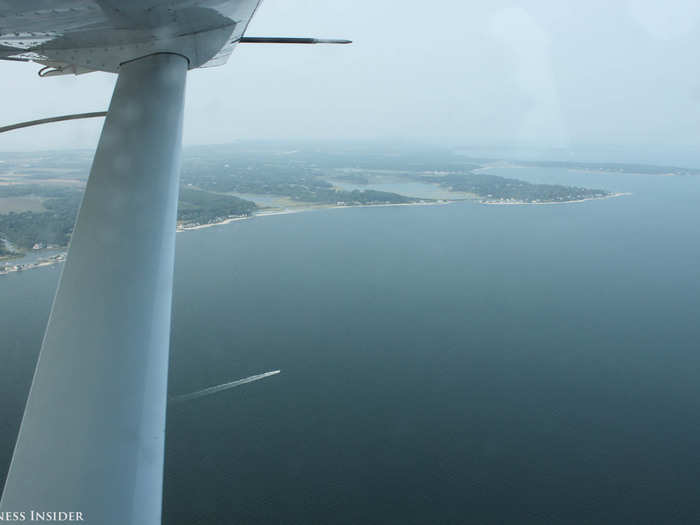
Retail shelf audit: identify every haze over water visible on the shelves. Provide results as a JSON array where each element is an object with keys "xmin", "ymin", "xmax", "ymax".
[{"xmin": 1, "ymin": 167, "xmax": 700, "ymax": 523}]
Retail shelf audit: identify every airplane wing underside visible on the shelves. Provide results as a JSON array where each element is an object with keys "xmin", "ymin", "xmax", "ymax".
[{"xmin": 0, "ymin": 0, "xmax": 263, "ymax": 72}]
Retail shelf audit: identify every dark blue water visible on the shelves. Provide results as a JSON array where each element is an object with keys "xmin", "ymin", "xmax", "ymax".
[{"xmin": 1, "ymin": 169, "xmax": 700, "ymax": 524}]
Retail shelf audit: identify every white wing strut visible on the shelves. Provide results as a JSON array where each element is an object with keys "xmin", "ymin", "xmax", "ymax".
[{"xmin": 0, "ymin": 53, "xmax": 187, "ymax": 524}]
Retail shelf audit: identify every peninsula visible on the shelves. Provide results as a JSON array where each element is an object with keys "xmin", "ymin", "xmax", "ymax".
[{"xmin": 0, "ymin": 143, "xmax": 636, "ymax": 273}]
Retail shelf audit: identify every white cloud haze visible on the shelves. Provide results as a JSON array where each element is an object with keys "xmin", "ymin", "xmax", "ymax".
[{"xmin": 1, "ymin": 0, "xmax": 699, "ymax": 163}]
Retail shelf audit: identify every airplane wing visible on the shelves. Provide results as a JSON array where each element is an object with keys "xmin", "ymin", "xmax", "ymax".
[
  {"xmin": 0, "ymin": 1, "xmax": 263, "ymax": 72},
  {"xmin": 0, "ymin": 2, "xmax": 348, "ymax": 524}
]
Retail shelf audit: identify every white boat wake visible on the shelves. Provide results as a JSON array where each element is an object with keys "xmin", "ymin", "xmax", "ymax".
[{"xmin": 170, "ymin": 370, "xmax": 281, "ymax": 404}]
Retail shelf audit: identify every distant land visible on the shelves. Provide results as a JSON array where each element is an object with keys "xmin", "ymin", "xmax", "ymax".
[
  {"xmin": 498, "ymin": 160, "xmax": 700, "ymax": 176},
  {"xmin": 2, "ymin": 142, "xmax": 687, "ymax": 268}
]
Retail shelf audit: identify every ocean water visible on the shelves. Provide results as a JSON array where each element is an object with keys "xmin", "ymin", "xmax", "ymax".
[{"xmin": 1, "ymin": 168, "xmax": 700, "ymax": 524}]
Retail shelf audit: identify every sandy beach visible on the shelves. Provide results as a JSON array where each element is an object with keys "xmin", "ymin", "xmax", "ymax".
[{"xmin": 175, "ymin": 200, "xmax": 452, "ymax": 232}]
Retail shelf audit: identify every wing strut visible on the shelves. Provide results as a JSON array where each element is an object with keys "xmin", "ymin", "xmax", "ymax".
[{"xmin": 0, "ymin": 53, "xmax": 188, "ymax": 525}]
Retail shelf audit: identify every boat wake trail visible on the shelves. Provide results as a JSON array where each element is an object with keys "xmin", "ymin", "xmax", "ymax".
[{"xmin": 170, "ymin": 370, "xmax": 281, "ymax": 404}]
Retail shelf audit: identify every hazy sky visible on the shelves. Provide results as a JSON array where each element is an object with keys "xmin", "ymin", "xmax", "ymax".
[{"xmin": 1, "ymin": 0, "xmax": 700, "ymax": 163}]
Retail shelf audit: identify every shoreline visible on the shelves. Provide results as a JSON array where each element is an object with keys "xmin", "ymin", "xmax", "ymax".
[
  {"xmin": 1, "ymin": 193, "xmax": 627, "ymax": 276},
  {"xmin": 175, "ymin": 200, "xmax": 452, "ymax": 232},
  {"xmin": 1, "ymin": 201, "xmax": 450, "ymax": 275},
  {"xmin": 480, "ymin": 192, "xmax": 631, "ymax": 206},
  {"xmin": 0, "ymin": 253, "xmax": 65, "ymax": 276}
]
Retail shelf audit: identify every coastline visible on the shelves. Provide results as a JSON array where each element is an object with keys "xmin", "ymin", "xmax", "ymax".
[
  {"xmin": 480, "ymin": 192, "xmax": 631, "ymax": 206},
  {"xmin": 1, "ymin": 193, "xmax": 627, "ymax": 276},
  {"xmin": 0, "ymin": 253, "xmax": 65, "ymax": 276},
  {"xmin": 1, "ymin": 201, "xmax": 450, "ymax": 275},
  {"xmin": 175, "ymin": 199, "xmax": 452, "ymax": 232}
]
